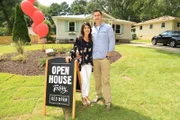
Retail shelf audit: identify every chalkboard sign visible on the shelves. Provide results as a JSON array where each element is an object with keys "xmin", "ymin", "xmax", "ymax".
[
  {"xmin": 45, "ymin": 57, "xmax": 76, "ymax": 108},
  {"xmin": 43, "ymin": 57, "xmax": 81, "ymax": 118}
]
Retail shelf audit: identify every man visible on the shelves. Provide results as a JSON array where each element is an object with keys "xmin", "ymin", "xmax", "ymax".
[{"xmin": 92, "ymin": 9, "xmax": 115, "ymax": 112}]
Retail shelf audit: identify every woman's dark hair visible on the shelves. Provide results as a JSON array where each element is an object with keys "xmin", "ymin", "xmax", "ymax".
[{"xmin": 80, "ymin": 22, "xmax": 93, "ymax": 44}]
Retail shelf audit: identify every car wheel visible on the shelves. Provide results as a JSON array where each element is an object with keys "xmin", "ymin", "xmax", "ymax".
[
  {"xmin": 152, "ymin": 39, "xmax": 157, "ymax": 45},
  {"xmin": 163, "ymin": 44, "xmax": 167, "ymax": 46},
  {"xmin": 169, "ymin": 40, "xmax": 176, "ymax": 47}
]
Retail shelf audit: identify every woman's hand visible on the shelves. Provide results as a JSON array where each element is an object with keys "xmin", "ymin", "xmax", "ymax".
[
  {"xmin": 65, "ymin": 56, "xmax": 72, "ymax": 63},
  {"xmin": 76, "ymin": 52, "xmax": 82, "ymax": 59}
]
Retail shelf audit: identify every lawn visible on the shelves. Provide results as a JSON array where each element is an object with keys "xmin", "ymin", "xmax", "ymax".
[{"xmin": 0, "ymin": 44, "xmax": 180, "ymax": 120}]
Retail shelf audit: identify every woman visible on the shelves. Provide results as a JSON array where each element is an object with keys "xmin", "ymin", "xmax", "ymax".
[{"xmin": 66, "ymin": 22, "xmax": 93, "ymax": 106}]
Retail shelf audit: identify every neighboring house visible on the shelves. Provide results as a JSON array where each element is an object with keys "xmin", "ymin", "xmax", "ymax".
[
  {"xmin": 135, "ymin": 16, "xmax": 180, "ymax": 40},
  {"xmin": 52, "ymin": 12, "xmax": 135, "ymax": 43}
]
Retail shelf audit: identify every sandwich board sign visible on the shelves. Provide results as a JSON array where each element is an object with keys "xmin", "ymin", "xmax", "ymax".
[{"xmin": 43, "ymin": 57, "xmax": 81, "ymax": 119}]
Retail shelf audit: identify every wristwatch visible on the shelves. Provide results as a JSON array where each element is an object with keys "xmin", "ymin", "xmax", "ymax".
[{"xmin": 106, "ymin": 56, "xmax": 111, "ymax": 60}]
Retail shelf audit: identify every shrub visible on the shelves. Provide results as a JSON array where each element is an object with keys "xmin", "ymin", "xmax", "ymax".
[
  {"xmin": 39, "ymin": 57, "xmax": 47, "ymax": 67},
  {"xmin": 14, "ymin": 41, "xmax": 24, "ymax": 54},
  {"xmin": 132, "ymin": 32, "xmax": 137, "ymax": 40},
  {"xmin": 12, "ymin": 4, "xmax": 30, "ymax": 44},
  {"xmin": 55, "ymin": 46, "xmax": 72, "ymax": 54},
  {"xmin": 11, "ymin": 54, "xmax": 27, "ymax": 62},
  {"xmin": 0, "ymin": 54, "xmax": 6, "ymax": 61},
  {"xmin": 0, "ymin": 27, "xmax": 9, "ymax": 36}
]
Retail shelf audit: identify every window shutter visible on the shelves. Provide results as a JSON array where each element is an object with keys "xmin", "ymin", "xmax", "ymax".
[
  {"xmin": 65, "ymin": 21, "xmax": 68, "ymax": 32},
  {"xmin": 121, "ymin": 24, "xmax": 124, "ymax": 34},
  {"xmin": 76, "ymin": 22, "xmax": 79, "ymax": 32}
]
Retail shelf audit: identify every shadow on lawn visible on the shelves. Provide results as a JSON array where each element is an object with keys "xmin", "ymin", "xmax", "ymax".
[{"xmin": 63, "ymin": 101, "xmax": 152, "ymax": 120}]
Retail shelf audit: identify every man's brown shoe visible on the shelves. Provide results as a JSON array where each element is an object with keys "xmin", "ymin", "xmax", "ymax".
[
  {"xmin": 105, "ymin": 104, "xmax": 111, "ymax": 112},
  {"xmin": 92, "ymin": 96, "xmax": 103, "ymax": 103}
]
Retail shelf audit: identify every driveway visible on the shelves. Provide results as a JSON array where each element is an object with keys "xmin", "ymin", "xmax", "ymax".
[{"xmin": 128, "ymin": 42, "xmax": 180, "ymax": 53}]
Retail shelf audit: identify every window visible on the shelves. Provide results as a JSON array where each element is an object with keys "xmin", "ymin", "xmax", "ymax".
[
  {"xmin": 161, "ymin": 31, "xmax": 171, "ymax": 36},
  {"xmin": 172, "ymin": 31, "xmax": 180, "ymax": 37},
  {"xmin": 140, "ymin": 26, "xmax": 142, "ymax": 30},
  {"xmin": 161, "ymin": 23, "xmax": 165, "ymax": 28},
  {"xmin": 116, "ymin": 25, "xmax": 121, "ymax": 33},
  {"xmin": 112, "ymin": 24, "xmax": 115, "ymax": 31},
  {"xmin": 70, "ymin": 39, "xmax": 74, "ymax": 41},
  {"xmin": 177, "ymin": 22, "xmax": 180, "ymax": 27},
  {"xmin": 149, "ymin": 24, "xmax": 153, "ymax": 29},
  {"xmin": 69, "ymin": 22, "xmax": 75, "ymax": 32}
]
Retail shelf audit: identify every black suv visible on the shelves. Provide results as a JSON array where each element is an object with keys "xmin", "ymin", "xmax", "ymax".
[{"xmin": 152, "ymin": 30, "xmax": 180, "ymax": 47}]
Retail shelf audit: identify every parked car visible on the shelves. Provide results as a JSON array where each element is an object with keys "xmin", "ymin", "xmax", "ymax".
[{"xmin": 152, "ymin": 30, "xmax": 180, "ymax": 47}]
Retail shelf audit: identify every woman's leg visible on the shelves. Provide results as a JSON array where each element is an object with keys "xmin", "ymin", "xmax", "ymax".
[
  {"xmin": 85, "ymin": 64, "xmax": 92, "ymax": 97},
  {"xmin": 80, "ymin": 65, "xmax": 88, "ymax": 98}
]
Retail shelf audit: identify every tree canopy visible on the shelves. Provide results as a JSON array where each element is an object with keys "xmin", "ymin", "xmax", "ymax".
[{"xmin": 0, "ymin": 0, "xmax": 180, "ymax": 36}]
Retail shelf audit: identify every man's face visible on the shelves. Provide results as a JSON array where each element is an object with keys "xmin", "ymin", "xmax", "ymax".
[{"xmin": 93, "ymin": 11, "xmax": 102, "ymax": 23}]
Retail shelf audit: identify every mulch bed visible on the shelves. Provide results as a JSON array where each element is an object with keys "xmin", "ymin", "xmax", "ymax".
[{"xmin": 0, "ymin": 50, "xmax": 121, "ymax": 76}]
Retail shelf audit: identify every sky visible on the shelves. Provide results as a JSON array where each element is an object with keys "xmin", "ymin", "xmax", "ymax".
[{"xmin": 37, "ymin": 0, "xmax": 75, "ymax": 6}]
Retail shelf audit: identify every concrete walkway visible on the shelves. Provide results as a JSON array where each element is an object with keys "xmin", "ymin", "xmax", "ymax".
[{"xmin": 127, "ymin": 42, "xmax": 180, "ymax": 54}]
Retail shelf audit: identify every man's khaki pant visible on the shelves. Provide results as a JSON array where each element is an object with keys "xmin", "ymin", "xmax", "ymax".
[{"xmin": 93, "ymin": 59, "xmax": 111, "ymax": 105}]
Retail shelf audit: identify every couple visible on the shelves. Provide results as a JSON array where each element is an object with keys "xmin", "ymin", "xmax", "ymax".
[{"xmin": 66, "ymin": 10, "xmax": 115, "ymax": 112}]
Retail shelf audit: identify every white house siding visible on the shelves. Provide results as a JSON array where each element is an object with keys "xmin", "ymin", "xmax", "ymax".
[
  {"xmin": 120, "ymin": 24, "xmax": 132, "ymax": 40},
  {"xmin": 53, "ymin": 12, "xmax": 135, "ymax": 43},
  {"xmin": 113, "ymin": 22, "xmax": 132, "ymax": 42},
  {"xmin": 136, "ymin": 21, "xmax": 173, "ymax": 40},
  {"xmin": 56, "ymin": 20, "xmax": 84, "ymax": 42},
  {"xmin": 173, "ymin": 21, "xmax": 180, "ymax": 30}
]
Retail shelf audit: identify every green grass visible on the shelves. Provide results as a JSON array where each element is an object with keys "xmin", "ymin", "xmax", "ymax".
[
  {"xmin": 0, "ymin": 44, "xmax": 73, "ymax": 54},
  {"xmin": 0, "ymin": 44, "xmax": 180, "ymax": 120},
  {"xmin": 132, "ymin": 39, "xmax": 151, "ymax": 43}
]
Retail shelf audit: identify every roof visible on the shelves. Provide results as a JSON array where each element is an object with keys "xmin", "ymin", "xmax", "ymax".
[
  {"xmin": 114, "ymin": 19, "xmax": 136, "ymax": 24},
  {"xmin": 52, "ymin": 14, "xmax": 91, "ymax": 20},
  {"xmin": 135, "ymin": 16, "xmax": 180, "ymax": 26},
  {"xmin": 52, "ymin": 12, "xmax": 135, "ymax": 24}
]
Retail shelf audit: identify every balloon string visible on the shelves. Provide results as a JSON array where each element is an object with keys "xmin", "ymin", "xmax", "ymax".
[{"xmin": 41, "ymin": 39, "xmax": 48, "ymax": 57}]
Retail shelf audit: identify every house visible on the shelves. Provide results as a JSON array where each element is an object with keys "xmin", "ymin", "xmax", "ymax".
[
  {"xmin": 135, "ymin": 16, "xmax": 180, "ymax": 40},
  {"xmin": 52, "ymin": 12, "xmax": 135, "ymax": 43}
]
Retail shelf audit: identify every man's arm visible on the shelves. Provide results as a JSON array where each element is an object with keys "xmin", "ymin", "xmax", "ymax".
[{"xmin": 107, "ymin": 26, "xmax": 115, "ymax": 56}]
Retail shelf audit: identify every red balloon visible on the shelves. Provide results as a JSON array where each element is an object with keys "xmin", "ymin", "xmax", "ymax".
[
  {"xmin": 31, "ymin": 10, "xmax": 44, "ymax": 24},
  {"xmin": 36, "ymin": 23, "xmax": 49, "ymax": 38},
  {"xmin": 31, "ymin": 23, "xmax": 38, "ymax": 34},
  {"xmin": 29, "ymin": 6, "xmax": 39, "ymax": 18},
  {"xmin": 21, "ymin": 0, "xmax": 34, "ymax": 16},
  {"xmin": 28, "ymin": 0, "xmax": 36, "ymax": 4},
  {"xmin": 33, "ymin": 6, "xmax": 38, "ymax": 11}
]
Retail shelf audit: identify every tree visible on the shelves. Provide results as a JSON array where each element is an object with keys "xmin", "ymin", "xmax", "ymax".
[
  {"xmin": 0, "ymin": 0, "xmax": 21, "ymax": 35},
  {"xmin": 12, "ymin": 4, "xmax": 30, "ymax": 44},
  {"xmin": 86, "ymin": 0, "xmax": 107, "ymax": 14},
  {"xmin": 61, "ymin": 2, "xmax": 71, "ymax": 14},
  {"xmin": 43, "ymin": 20, "xmax": 53, "ymax": 41},
  {"xmin": 71, "ymin": 0, "xmax": 87, "ymax": 14}
]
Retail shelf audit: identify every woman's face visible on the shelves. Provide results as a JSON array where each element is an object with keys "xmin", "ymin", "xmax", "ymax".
[{"xmin": 83, "ymin": 25, "xmax": 90, "ymax": 35}]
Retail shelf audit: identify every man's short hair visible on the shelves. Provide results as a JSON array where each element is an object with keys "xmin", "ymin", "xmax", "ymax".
[{"xmin": 93, "ymin": 9, "xmax": 102, "ymax": 15}]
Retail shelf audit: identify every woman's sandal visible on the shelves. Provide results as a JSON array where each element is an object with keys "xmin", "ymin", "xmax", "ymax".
[
  {"xmin": 85, "ymin": 97, "xmax": 91, "ymax": 106},
  {"xmin": 82, "ymin": 98, "xmax": 87, "ymax": 106}
]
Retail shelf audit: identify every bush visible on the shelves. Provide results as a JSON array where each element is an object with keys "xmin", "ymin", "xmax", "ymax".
[
  {"xmin": 12, "ymin": 4, "xmax": 30, "ymax": 44},
  {"xmin": 55, "ymin": 46, "xmax": 72, "ymax": 54},
  {"xmin": 39, "ymin": 57, "xmax": 47, "ymax": 67},
  {"xmin": 0, "ymin": 27, "xmax": 9, "ymax": 36},
  {"xmin": 0, "ymin": 54, "xmax": 6, "ymax": 61},
  {"xmin": 132, "ymin": 32, "xmax": 137, "ymax": 40},
  {"xmin": 14, "ymin": 41, "xmax": 24, "ymax": 54},
  {"xmin": 11, "ymin": 54, "xmax": 27, "ymax": 62}
]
